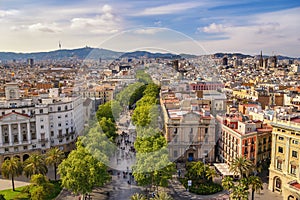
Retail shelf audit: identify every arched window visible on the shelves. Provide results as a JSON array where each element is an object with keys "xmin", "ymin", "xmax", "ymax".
[{"xmin": 274, "ymin": 177, "xmax": 281, "ymax": 191}]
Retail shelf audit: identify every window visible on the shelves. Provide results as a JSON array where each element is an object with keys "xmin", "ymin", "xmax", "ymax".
[
  {"xmin": 39, "ymin": 109, "xmax": 43, "ymax": 114},
  {"xmin": 292, "ymin": 150, "xmax": 298, "ymax": 158},
  {"xmin": 58, "ymin": 123, "xmax": 61, "ymax": 127},
  {"xmin": 205, "ymin": 128, "xmax": 208, "ymax": 133},
  {"xmin": 174, "ymin": 150, "xmax": 178, "ymax": 157},
  {"xmin": 278, "ymin": 136, "xmax": 284, "ymax": 140},
  {"xmin": 290, "ymin": 165, "xmax": 296, "ymax": 175},
  {"xmin": 65, "ymin": 114, "xmax": 68, "ymax": 118},
  {"xmin": 40, "ymin": 118, "xmax": 44, "ymax": 122},
  {"xmin": 292, "ymin": 140, "xmax": 299, "ymax": 144},
  {"xmin": 51, "ymin": 131, "xmax": 54, "ymax": 137},
  {"xmin": 278, "ymin": 146, "xmax": 283, "ymax": 153},
  {"xmin": 49, "ymin": 107, "xmax": 53, "ymax": 112},
  {"xmin": 173, "ymin": 128, "xmax": 177, "ymax": 134},
  {"xmin": 58, "ymin": 115, "xmax": 61, "ymax": 119},
  {"xmin": 277, "ymin": 160, "xmax": 282, "ymax": 170},
  {"xmin": 58, "ymin": 106, "xmax": 61, "ymax": 111},
  {"xmin": 40, "ymin": 125, "xmax": 44, "ymax": 129}
]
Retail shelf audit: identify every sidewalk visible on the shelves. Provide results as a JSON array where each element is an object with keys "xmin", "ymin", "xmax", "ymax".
[{"xmin": 0, "ymin": 178, "xmax": 30, "ymax": 191}]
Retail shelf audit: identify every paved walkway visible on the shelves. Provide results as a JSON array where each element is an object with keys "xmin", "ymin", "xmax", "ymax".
[{"xmin": 0, "ymin": 178, "xmax": 30, "ymax": 191}]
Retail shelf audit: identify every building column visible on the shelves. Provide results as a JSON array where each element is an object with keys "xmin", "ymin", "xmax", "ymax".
[
  {"xmin": 27, "ymin": 122, "xmax": 31, "ymax": 142},
  {"xmin": 270, "ymin": 133, "xmax": 277, "ymax": 169},
  {"xmin": 18, "ymin": 123, "xmax": 22, "ymax": 144},
  {"xmin": 8, "ymin": 124, "xmax": 13, "ymax": 145},
  {"xmin": 0, "ymin": 125, "xmax": 3, "ymax": 145},
  {"xmin": 285, "ymin": 137, "xmax": 290, "ymax": 174}
]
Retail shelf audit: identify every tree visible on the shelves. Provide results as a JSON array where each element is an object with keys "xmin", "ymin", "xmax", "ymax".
[
  {"xmin": 1, "ymin": 157, "xmax": 23, "ymax": 191},
  {"xmin": 45, "ymin": 147, "xmax": 65, "ymax": 180},
  {"xmin": 229, "ymin": 157, "xmax": 253, "ymax": 178},
  {"xmin": 131, "ymin": 193, "xmax": 146, "ymax": 200},
  {"xmin": 247, "ymin": 176, "xmax": 263, "ymax": 200},
  {"xmin": 186, "ymin": 161, "xmax": 206, "ymax": 180},
  {"xmin": 81, "ymin": 123, "xmax": 116, "ymax": 165},
  {"xmin": 221, "ymin": 176, "xmax": 234, "ymax": 192},
  {"xmin": 96, "ymin": 100, "xmax": 122, "ymax": 122},
  {"xmin": 205, "ymin": 167, "xmax": 218, "ymax": 182},
  {"xmin": 98, "ymin": 117, "xmax": 118, "ymax": 142},
  {"xmin": 0, "ymin": 194, "xmax": 5, "ymax": 200},
  {"xmin": 230, "ymin": 180, "xmax": 249, "ymax": 200},
  {"xmin": 151, "ymin": 191, "xmax": 173, "ymax": 200},
  {"xmin": 133, "ymin": 132, "xmax": 175, "ymax": 192},
  {"xmin": 29, "ymin": 174, "xmax": 54, "ymax": 200},
  {"xmin": 23, "ymin": 154, "xmax": 48, "ymax": 178},
  {"xmin": 58, "ymin": 140, "xmax": 110, "ymax": 196}
]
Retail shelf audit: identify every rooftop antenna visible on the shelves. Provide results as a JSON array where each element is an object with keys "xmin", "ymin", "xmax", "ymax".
[{"xmin": 59, "ymin": 41, "xmax": 62, "ymax": 50}]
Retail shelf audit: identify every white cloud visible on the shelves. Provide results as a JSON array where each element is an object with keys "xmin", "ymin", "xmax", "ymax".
[
  {"xmin": 70, "ymin": 4, "xmax": 121, "ymax": 34},
  {"xmin": 136, "ymin": 2, "xmax": 202, "ymax": 16},
  {"xmin": 202, "ymin": 23, "xmax": 226, "ymax": 33},
  {"xmin": 10, "ymin": 23, "xmax": 61, "ymax": 33},
  {"xmin": 256, "ymin": 22, "xmax": 280, "ymax": 34},
  {"xmin": 200, "ymin": 7, "xmax": 300, "ymax": 57},
  {"xmin": 133, "ymin": 28, "xmax": 164, "ymax": 35},
  {"xmin": 0, "ymin": 9, "xmax": 19, "ymax": 17}
]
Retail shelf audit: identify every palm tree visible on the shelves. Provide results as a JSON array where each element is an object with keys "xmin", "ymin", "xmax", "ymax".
[
  {"xmin": 45, "ymin": 147, "xmax": 65, "ymax": 180},
  {"xmin": 188, "ymin": 161, "xmax": 205, "ymax": 179},
  {"xmin": 205, "ymin": 167, "xmax": 218, "ymax": 182},
  {"xmin": 130, "ymin": 193, "xmax": 146, "ymax": 200},
  {"xmin": 221, "ymin": 176, "xmax": 234, "ymax": 192},
  {"xmin": 247, "ymin": 176, "xmax": 263, "ymax": 200},
  {"xmin": 230, "ymin": 181, "xmax": 249, "ymax": 200},
  {"xmin": 1, "ymin": 157, "xmax": 23, "ymax": 191},
  {"xmin": 151, "ymin": 191, "xmax": 173, "ymax": 200},
  {"xmin": 23, "ymin": 153, "xmax": 48, "ymax": 178},
  {"xmin": 230, "ymin": 157, "xmax": 253, "ymax": 178}
]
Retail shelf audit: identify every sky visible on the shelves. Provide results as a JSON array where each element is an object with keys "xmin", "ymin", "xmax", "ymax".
[{"xmin": 0, "ymin": 0, "xmax": 300, "ymax": 57}]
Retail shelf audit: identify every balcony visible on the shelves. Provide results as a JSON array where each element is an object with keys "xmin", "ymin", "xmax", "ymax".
[{"xmin": 38, "ymin": 138, "xmax": 49, "ymax": 142}]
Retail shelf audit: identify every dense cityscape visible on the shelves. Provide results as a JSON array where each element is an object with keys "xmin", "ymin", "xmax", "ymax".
[
  {"xmin": 0, "ymin": 48, "xmax": 299, "ymax": 200},
  {"xmin": 1, "ymin": 0, "xmax": 300, "ymax": 200}
]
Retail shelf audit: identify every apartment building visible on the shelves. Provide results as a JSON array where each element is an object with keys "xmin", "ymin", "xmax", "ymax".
[
  {"xmin": 161, "ymin": 92, "xmax": 216, "ymax": 163},
  {"xmin": 217, "ymin": 113, "xmax": 272, "ymax": 167},
  {"xmin": 0, "ymin": 83, "xmax": 84, "ymax": 166},
  {"xmin": 269, "ymin": 117, "xmax": 300, "ymax": 200}
]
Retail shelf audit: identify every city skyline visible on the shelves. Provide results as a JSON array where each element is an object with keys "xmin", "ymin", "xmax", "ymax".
[{"xmin": 0, "ymin": 0, "xmax": 300, "ymax": 57}]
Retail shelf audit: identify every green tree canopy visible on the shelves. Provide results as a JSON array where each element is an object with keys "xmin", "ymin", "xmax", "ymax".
[
  {"xmin": 45, "ymin": 147, "xmax": 65, "ymax": 181},
  {"xmin": 23, "ymin": 154, "xmax": 48, "ymax": 178},
  {"xmin": 29, "ymin": 174, "xmax": 54, "ymax": 200},
  {"xmin": 1, "ymin": 157, "xmax": 23, "ymax": 191},
  {"xmin": 230, "ymin": 156, "xmax": 253, "ymax": 178},
  {"xmin": 81, "ymin": 123, "xmax": 116, "ymax": 164},
  {"xmin": 98, "ymin": 117, "xmax": 118, "ymax": 142},
  {"xmin": 247, "ymin": 176, "xmax": 263, "ymax": 200},
  {"xmin": 58, "ymin": 141, "xmax": 110, "ymax": 195},
  {"xmin": 96, "ymin": 100, "xmax": 122, "ymax": 122}
]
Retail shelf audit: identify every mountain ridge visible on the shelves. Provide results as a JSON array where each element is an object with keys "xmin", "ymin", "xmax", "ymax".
[{"xmin": 0, "ymin": 47, "xmax": 298, "ymax": 61}]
